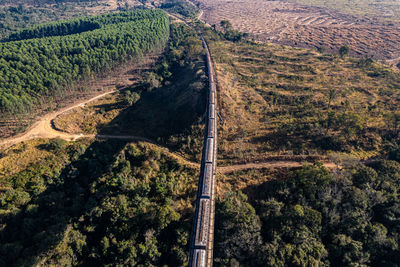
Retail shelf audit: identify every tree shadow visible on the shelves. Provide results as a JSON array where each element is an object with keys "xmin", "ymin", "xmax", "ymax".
[
  {"xmin": 0, "ymin": 63, "xmax": 206, "ymax": 266},
  {"xmin": 98, "ymin": 63, "xmax": 206, "ymax": 139},
  {"xmin": 0, "ymin": 138, "xmax": 128, "ymax": 266}
]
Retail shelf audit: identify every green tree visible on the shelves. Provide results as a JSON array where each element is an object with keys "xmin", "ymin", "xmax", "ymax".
[{"xmin": 339, "ymin": 45, "xmax": 349, "ymax": 58}]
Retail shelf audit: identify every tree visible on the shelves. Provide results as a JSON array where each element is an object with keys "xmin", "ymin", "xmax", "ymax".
[
  {"xmin": 124, "ymin": 91, "xmax": 140, "ymax": 106},
  {"xmin": 220, "ymin": 20, "xmax": 232, "ymax": 32},
  {"xmin": 214, "ymin": 191, "xmax": 262, "ymax": 265},
  {"xmin": 339, "ymin": 45, "xmax": 349, "ymax": 58}
]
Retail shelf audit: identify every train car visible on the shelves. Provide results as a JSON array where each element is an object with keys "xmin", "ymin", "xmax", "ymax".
[
  {"xmin": 205, "ymin": 138, "xmax": 214, "ymax": 163},
  {"xmin": 192, "ymin": 249, "xmax": 206, "ymax": 267},
  {"xmin": 209, "ymin": 104, "xmax": 215, "ymax": 119},
  {"xmin": 208, "ymin": 62, "xmax": 213, "ymax": 83},
  {"xmin": 201, "ymin": 163, "xmax": 213, "ymax": 197},
  {"xmin": 207, "ymin": 119, "xmax": 215, "ymax": 138},
  {"xmin": 209, "ymin": 86, "xmax": 215, "ymax": 104},
  {"xmin": 194, "ymin": 198, "xmax": 211, "ymax": 247}
]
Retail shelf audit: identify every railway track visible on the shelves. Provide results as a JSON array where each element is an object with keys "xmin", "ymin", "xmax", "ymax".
[
  {"xmin": 188, "ymin": 29, "xmax": 218, "ymax": 267},
  {"xmin": 162, "ymin": 8, "xmax": 218, "ymax": 266}
]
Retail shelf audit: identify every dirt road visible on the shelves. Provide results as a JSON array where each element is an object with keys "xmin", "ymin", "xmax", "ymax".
[
  {"xmin": 0, "ymin": 90, "xmax": 119, "ymax": 149},
  {"xmin": 218, "ymin": 161, "xmax": 338, "ymax": 174}
]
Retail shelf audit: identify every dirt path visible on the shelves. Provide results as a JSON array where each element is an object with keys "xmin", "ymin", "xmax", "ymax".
[
  {"xmin": 0, "ymin": 90, "xmax": 120, "ymax": 149},
  {"xmin": 218, "ymin": 161, "xmax": 338, "ymax": 174}
]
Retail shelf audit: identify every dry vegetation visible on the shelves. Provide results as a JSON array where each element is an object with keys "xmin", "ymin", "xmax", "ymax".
[
  {"xmin": 207, "ymin": 35, "xmax": 400, "ymax": 165},
  {"xmin": 216, "ymin": 168, "xmax": 288, "ymax": 198},
  {"xmin": 0, "ymin": 55, "xmax": 158, "ymax": 139},
  {"xmin": 196, "ymin": 0, "xmax": 400, "ymax": 60}
]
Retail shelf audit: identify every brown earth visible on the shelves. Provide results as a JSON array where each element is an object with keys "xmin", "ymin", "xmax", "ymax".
[
  {"xmin": 0, "ymin": 55, "xmax": 158, "ymax": 139},
  {"xmin": 195, "ymin": 0, "xmax": 400, "ymax": 60}
]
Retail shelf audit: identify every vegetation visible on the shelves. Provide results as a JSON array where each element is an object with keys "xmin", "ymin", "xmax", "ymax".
[
  {"xmin": 200, "ymin": 26, "xmax": 400, "ymax": 165},
  {"xmin": 215, "ymin": 161, "xmax": 400, "ymax": 266},
  {"xmin": 0, "ymin": 138, "xmax": 197, "ymax": 266},
  {"xmin": 0, "ymin": 9, "xmax": 169, "ymax": 115},
  {"xmin": 0, "ymin": 1, "xmax": 130, "ymax": 39},
  {"xmin": 160, "ymin": 0, "xmax": 200, "ymax": 18},
  {"xmin": 339, "ymin": 45, "xmax": 349, "ymax": 58},
  {"xmin": 2, "ymin": 2, "xmax": 400, "ymax": 266},
  {"xmin": 0, "ymin": 20, "xmax": 207, "ymax": 266},
  {"xmin": 219, "ymin": 19, "xmax": 248, "ymax": 42},
  {"xmin": 53, "ymin": 22, "xmax": 207, "ymax": 162}
]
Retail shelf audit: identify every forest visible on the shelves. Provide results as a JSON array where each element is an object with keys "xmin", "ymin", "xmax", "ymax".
[
  {"xmin": 214, "ymin": 160, "xmax": 400, "ymax": 266},
  {"xmin": 0, "ymin": 9, "xmax": 170, "ymax": 115}
]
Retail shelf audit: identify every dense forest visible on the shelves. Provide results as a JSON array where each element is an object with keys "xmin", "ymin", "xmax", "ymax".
[
  {"xmin": 160, "ymin": 0, "xmax": 200, "ymax": 18},
  {"xmin": 214, "ymin": 160, "xmax": 400, "ymax": 266},
  {"xmin": 0, "ymin": 9, "xmax": 170, "ymax": 114},
  {"xmin": 0, "ymin": 139, "xmax": 196, "ymax": 266}
]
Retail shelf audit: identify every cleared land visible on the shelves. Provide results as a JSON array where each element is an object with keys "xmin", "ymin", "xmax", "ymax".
[
  {"xmin": 196, "ymin": 0, "xmax": 400, "ymax": 60},
  {"xmin": 287, "ymin": 0, "xmax": 400, "ymax": 23}
]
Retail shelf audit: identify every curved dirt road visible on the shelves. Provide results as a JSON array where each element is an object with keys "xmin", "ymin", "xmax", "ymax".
[{"xmin": 0, "ymin": 90, "xmax": 119, "ymax": 149}]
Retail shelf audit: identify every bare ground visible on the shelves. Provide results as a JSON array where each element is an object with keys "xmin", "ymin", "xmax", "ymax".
[
  {"xmin": 196, "ymin": 0, "xmax": 400, "ymax": 60},
  {"xmin": 0, "ymin": 55, "xmax": 158, "ymax": 139}
]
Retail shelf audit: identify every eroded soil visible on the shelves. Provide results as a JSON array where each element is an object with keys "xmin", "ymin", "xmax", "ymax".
[{"xmin": 197, "ymin": 0, "xmax": 400, "ymax": 60}]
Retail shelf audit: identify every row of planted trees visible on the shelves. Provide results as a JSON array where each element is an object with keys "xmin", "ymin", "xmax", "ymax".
[{"xmin": 0, "ymin": 9, "xmax": 170, "ymax": 115}]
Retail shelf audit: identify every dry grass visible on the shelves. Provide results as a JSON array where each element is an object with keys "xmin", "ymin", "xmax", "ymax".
[
  {"xmin": 0, "ymin": 138, "xmax": 90, "ymax": 179},
  {"xmin": 216, "ymin": 168, "xmax": 290, "ymax": 198},
  {"xmin": 208, "ymin": 37, "xmax": 400, "ymax": 165},
  {"xmin": 53, "ymin": 91, "xmax": 126, "ymax": 134}
]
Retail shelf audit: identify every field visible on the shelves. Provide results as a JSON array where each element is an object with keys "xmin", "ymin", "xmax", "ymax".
[
  {"xmin": 287, "ymin": 0, "xmax": 400, "ymax": 23},
  {"xmin": 196, "ymin": 0, "xmax": 400, "ymax": 60},
  {"xmin": 202, "ymin": 29, "xmax": 400, "ymax": 166}
]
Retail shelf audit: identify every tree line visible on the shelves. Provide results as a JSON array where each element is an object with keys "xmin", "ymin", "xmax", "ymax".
[{"xmin": 0, "ymin": 9, "xmax": 170, "ymax": 115}]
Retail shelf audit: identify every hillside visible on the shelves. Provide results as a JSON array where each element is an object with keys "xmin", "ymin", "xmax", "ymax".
[
  {"xmin": 197, "ymin": 21, "xmax": 400, "ymax": 266},
  {"xmin": 287, "ymin": 0, "xmax": 400, "ymax": 23},
  {"xmin": 201, "ymin": 27, "xmax": 400, "ymax": 166}
]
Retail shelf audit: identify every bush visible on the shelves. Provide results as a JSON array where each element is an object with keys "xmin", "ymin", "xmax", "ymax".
[
  {"xmin": 339, "ymin": 45, "xmax": 349, "ymax": 57},
  {"xmin": 41, "ymin": 138, "xmax": 67, "ymax": 151}
]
